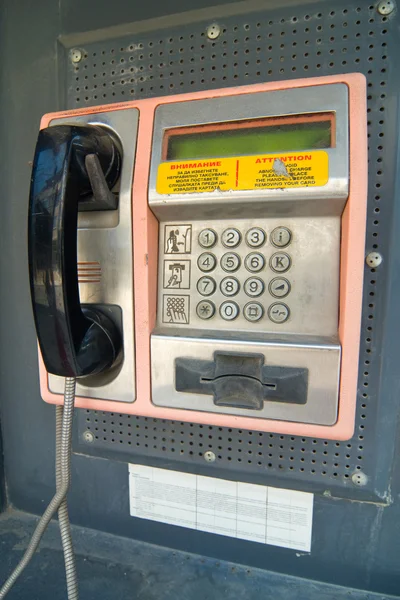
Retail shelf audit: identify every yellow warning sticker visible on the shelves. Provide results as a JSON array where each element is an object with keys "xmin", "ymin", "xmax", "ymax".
[{"xmin": 156, "ymin": 151, "xmax": 329, "ymax": 195}]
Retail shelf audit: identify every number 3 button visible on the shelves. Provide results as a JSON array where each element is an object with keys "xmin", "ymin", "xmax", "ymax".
[{"xmin": 246, "ymin": 227, "xmax": 266, "ymax": 248}]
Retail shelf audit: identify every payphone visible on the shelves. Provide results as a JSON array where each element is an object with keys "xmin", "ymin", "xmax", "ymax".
[{"xmin": 30, "ymin": 73, "xmax": 367, "ymax": 441}]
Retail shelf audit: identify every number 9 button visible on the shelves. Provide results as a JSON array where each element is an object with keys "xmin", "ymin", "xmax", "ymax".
[{"xmin": 244, "ymin": 277, "xmax": 264, "ymax": 297}]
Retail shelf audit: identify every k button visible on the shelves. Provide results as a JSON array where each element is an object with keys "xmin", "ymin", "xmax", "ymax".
[{"xmin": 270, "ymin": 252, "xmax": 291, "ymax": 273}]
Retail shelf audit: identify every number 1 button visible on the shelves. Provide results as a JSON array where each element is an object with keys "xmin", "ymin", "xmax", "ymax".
[{"xmin": 198, "ymin": 229, "xmax": 217, "ymax": 248}]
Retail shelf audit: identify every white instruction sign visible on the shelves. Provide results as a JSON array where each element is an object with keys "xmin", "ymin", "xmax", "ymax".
[{"xmin": 129, "ymin": 464, "xmax": 313, "ymax": 552}]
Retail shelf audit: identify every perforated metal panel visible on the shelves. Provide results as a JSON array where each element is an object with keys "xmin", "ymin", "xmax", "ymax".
[{"xmin": 70, "ymin": 1, "xmax": 399, "ymax": 501}]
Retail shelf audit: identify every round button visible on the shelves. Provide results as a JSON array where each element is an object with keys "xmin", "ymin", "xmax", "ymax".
[
  {"xmin": 245, "ymin": 227, "xmax": 266, "ymax": 248},
  {"xmin": 220, "ymin": 277, "xmax": 240, "ymax": 297},
  {"xmin": 197, "ymin": 300, "xmax": 215, "ymax": 320},
  {"xmin": 220, "ymin": 301, "xmax": 240, "ymax": 321},
  {"xmin": 244, "ymin": 277, "xmax": 264, "ymax": 298},
  {"xmin": 198, "ymin": 229, "xmax": 217, "ymax": 248},
  {"xmin": 220, "ymin": 252, "xmax": 241, "ymax": 273},
  {"xmin": 271, "ymin": 227, "xmax": 292, "ymax": 248},
  {"xmin": 221, "ymin": 228, "xmax": 241, "ymax": 248},
  {"xmin": 244, "ymin": 302, "xmax": 264, "ymax": 322},
  {"xmin": 269, "ymin": 277, "xmax": 291, "ymax": 298},
  {"xmin": 268, "ymin": 302, "xmax": 290, "ymax": 324},
  {"xmin": 197, "ymin": 276, "xmax": 216, "ymax": 297},
  {"xmin": 198, "ymin": 252, "xmax": 217, "ymax": 272},
  {"xmin": 269, "ymin": 252, "xmax": 291, "ymax": 273},
  {"xmin": 245, "ymin": 252, "xmax": 265, "ymax": 273}
]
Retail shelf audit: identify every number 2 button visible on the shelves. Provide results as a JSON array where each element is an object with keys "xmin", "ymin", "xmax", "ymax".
[
  {"xmin": 198, "ymin": 252, "xmax": 216, "ymax": 272},
  {"xmin": 221, "ymin": 228, "xmax": 241, "ymax": 248}
]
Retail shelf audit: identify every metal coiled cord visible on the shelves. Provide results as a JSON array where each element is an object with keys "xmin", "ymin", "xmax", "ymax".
[
  {"xmin": 56, "ymin": 379, "xmax": 79, "ymax": 600},
  {"xmin": 0, "ymin": 377, "xmax": 78, "ymax": 599}
]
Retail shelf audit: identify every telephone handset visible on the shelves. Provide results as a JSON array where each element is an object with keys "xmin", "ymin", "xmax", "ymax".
[{"xmin": 28, "ymin": 125, "xmax": 122, "ymax": 377}]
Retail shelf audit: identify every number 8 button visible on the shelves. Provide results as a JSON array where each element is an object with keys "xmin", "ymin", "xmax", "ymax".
[{"xmin": 220, "ymin": 277, "xmax": 240, "ymax": 297}]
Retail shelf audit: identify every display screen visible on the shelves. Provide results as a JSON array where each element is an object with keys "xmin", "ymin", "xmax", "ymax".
[{"xmin": 164, "ymin": 114, "xmax": 333, "ymax": 160}]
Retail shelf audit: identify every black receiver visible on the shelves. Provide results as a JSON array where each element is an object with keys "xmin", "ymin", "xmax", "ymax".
[{"xmin": 28, "ymin": 125, "xmax": 122, "ymax": 377}]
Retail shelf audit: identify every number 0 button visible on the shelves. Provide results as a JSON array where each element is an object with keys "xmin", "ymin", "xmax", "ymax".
[
  {"xmin": 198, "ymin": 229, "xmax": 217, "ymax": 248},
  {"xmin": 220, "ymin": 301, "xmax": 239, "ymax": 321},
  {"xmin": 221, "ymin": 228, "xmax": 241, "ymax": 248},
  {"xmin": 220, "ymin": 277, "xmax": 240, "ymax": 297},
  {"xmin": 245, "ymin": 252, "xmax": 265, "ymax": 273},
  {"xmin": 198, "ymin": 252, "xmax": 216, "ymax": 272},
  {"xmin": 246, "ymin": 227, "xmax": 266, "ymax": 248}
]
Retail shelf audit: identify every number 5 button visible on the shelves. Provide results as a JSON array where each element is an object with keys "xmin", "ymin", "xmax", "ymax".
[{"xmin": 198, "ymin": 252, "xmax": 216, "ymax": 272}]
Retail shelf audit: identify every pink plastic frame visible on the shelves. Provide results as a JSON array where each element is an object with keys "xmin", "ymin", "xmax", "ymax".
[{"xmin": 38, "ymin": 74, "xmax": 367, "ymax": 440}]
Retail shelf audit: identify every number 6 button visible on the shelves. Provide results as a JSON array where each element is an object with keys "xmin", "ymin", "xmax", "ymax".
[
  {"xmin": 245, "ymin": 252, "xmax": 265, "ymax": 273},
  {"xmin": 198, "ymin": 252, "xmax": 216, "ymax": 272}
]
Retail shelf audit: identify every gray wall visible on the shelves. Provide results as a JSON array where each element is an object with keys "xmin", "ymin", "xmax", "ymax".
[{"xmin": 1, "ymin": 0, "xmax": 400, "ymax": 597}]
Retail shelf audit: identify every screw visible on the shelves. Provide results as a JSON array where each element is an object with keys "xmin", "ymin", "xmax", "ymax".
[
  {"xmin": 71, "ymin": 48, "xmax": 82, "ymax": 63},
  {"xmin": 83, "ymin": 430, "xmax": 94, "ymax": 443},
  {"xmin": 206, "ymin": 23, "xmax": 221, "ymax": 40},
  {"xmin": 377, "ymin": 0, "xmax": 395, "ymax": 14},
  {"xmin": 204, "ymin": 451, "xmax": 216, "ymax": 463},
  {"xmin": 366, "ymin": 252, "xmax": 383, "ymax": 268},
  {"xmin": 352, "ymin": 471, "xmax": 368, "ymax": 486}
]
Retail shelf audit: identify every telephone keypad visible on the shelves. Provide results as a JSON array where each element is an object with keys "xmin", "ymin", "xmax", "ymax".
[
  {"xmin": 198, "ymin": 252, "xmax": 217, "ymax": 272},
  {"xmin": 221, "ymin": 228, "xmax": 241, "ymax": 248},
  {"xmin": 160, "ymin": 223, "xmax": 295, "ymax": 328}
]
